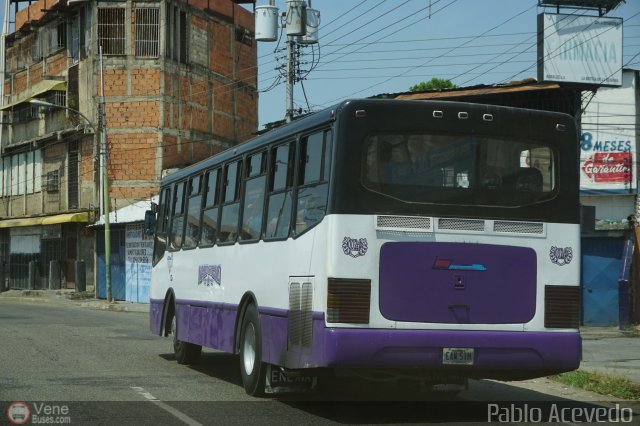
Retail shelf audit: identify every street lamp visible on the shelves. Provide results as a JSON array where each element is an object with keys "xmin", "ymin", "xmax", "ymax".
[{"xmin": 29, "ymin": 98, "xmax": 112, "ymax": 303}]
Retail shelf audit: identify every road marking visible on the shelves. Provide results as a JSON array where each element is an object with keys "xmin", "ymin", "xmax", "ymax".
[{"xmin": 131, "ymin": 386, "xmax": 203, "ymax": 426}]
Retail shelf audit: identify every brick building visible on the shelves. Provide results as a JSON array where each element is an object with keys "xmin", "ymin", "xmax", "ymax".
[{"xmin": 0, "ymin": 0, "xmax": 257, "ymax": 290}]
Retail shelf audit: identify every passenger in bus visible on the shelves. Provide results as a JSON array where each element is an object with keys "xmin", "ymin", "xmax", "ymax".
[
  {"xmin": 378, "ymin": 141, "xmax": 411, "ymax": 184},
  {"xmin": 515, "ymin": 167, "xmax": 543, "ymax": 192}
]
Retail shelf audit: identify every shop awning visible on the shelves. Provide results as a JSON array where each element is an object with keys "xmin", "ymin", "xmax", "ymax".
[
  {"xmin": 42, "ymin": 212, "xmax": 89, "ymax": 225},
  {"xmin": 0, "ymin": 212, "xmax": 89, "ymax": 229},
  {"xmin": 0, "ymin": 80, "xmax": 67, "ymax": 111}
]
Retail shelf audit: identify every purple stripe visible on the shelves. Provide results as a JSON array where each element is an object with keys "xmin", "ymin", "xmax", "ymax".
[
  {"xmin": 175, "ymin": 301, "xmax": 238, "ymax": 353},
  {"xmin": 149, "ymin": 299, "xmax": 163, "ymax": 336},
  {"xmin": 259, "ymin": 306, "xmax": 288, "ymax": 317},
  {"xmin": 150, "ymin": 299, "xmax": 580, "ymax": 373},
  {"xmin": 310, "ymin": 326, "xmax": 581, "ymax": 370},
  {"xmin": 261, "ymin": 313, "xmax": 288, "ymax": 365}
]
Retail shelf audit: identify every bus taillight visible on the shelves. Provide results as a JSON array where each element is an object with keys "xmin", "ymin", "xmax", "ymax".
[{"xmin": 327, "ymin": 278, "xmax": 371, "ymax": 324}]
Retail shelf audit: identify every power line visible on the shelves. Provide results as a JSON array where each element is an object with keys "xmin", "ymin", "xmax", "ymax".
[{"xmin": 316, "ymin": 1, "xmax": 537, "ymax": 108}]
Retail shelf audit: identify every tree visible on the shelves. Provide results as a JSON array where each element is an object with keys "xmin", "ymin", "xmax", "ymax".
[{"xmin": 409, "ymin": 78, "xmax": 457, "ymax": 92}]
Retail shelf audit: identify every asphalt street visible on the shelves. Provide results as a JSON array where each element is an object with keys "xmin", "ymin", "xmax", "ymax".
[{"xmin": 0, "ymin": 297, "xmax": 638, "ymax": 425}]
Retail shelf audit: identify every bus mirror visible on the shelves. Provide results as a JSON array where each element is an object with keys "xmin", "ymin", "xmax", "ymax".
[
  {"xmin": 144, "ymin": 210, "xmax": 156, "ymax": 236},
  {"xmin": 150, "ymin": 202, "xmax": 158, "ymax": 213}
]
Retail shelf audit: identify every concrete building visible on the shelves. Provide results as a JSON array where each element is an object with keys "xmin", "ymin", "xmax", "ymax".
[{"xmin": 0, "ymin": 0, "xmax": 257, "ymax": 290}]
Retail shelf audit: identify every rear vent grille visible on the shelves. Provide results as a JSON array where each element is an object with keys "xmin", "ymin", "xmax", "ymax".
[
  {"xmin": 376, "ymin": 215, "xmax": 432, "ymax": 231},
  {"xmin": 545, "ymin": 285, "xmax": 580, "ymax": 328},
  {"xmin": 438, "ymin": 218, "xmax": 485, "ymax": 232},
  {"xmin": 327, "ymin": 278, "xmax": 371, "ymax": 324},
  {"xmin": 288, "ymin": 280, "xmax": 313, "ymax": 348},
  {"xmin": 494, "ymin": 221, "xmax": 544, "ymax": 234}
]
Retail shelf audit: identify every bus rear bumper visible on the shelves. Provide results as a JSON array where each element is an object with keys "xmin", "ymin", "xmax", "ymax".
[{"xmin": 310, "ymin": 327, "xmax": 581, "ymax": 378}]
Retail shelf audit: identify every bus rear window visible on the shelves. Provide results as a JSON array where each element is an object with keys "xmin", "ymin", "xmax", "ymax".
[{"xmin": 362, "ymin": 133, "xmax": 556, "ymax": 207}]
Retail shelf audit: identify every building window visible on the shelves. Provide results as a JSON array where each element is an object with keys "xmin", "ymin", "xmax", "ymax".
[
  {"xmin": 40, "ymin": 22, "xmax": 66, "ymax": 58},
  {"xmin": 98, "ymin": 8, "xmax": 126, "ymax": 55},
  {"xmin": 70, "ymin": 18, "xmax": 80, "ymax": 64},
  {"xmin": 46, "ymin": 170, "xmax": 60, "ymax": 193},
  {"xmin": 12, "ymin": 105, "xmax": 39, "ymax": 124},
  {"xmin": 135, "ymin": 8, "xmax": 159, "ymax": 57},
  {"xmin": 0, "ymin": 151, "xmax": 44, "ymax": 197},
  {"xmin": 235, "ymin": 28, "xmax": 254, "ymax": 47},
  {"xmin": 32, "ymin": 33, "xmax": 42, "ymax": 62},
  {"xmin": 165, "ymin": 5, "xmax": 188, "ymax": 63}
]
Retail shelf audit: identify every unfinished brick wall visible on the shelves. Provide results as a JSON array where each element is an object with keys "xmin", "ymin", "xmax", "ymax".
[
  {"xmin": 213, "ymin": 79, "xmax": 233, "ymax": 116},
  {"xmin": 132, "ymin": 69, "xmax": 161, "ymax": 96},
  {"xmin": 14, "ymin": 71, "xmax": 28, "ymax": 94},
  {"xmin": 107, "ymin": 133, "xmax": 157, "ymax": 180},
  {"xmin": 211, "ymin": 22, "xmax": 232, "ymax": 76},
  {"xmin": 105, "ymin": 101, "xmax": 160, "ymax": 128},
  {"xmin": 15, "ymin": 0, "xmax": 61, "ymax": 32},
  {"xmin": 46, "ymin": 52, "xmax": 67, "ymax": 77},
  {"xmin": 80, "ymin": 138, "xmax": 95, "ymax": 184},
  {"xmin": 30, "ymin": 64, "xmax": 43, "ymax": 86},
  {"xmin": 103, "ymin": 69, "xmax": 128, "ymax": 97},
  {"xmin": 236, "ymin": 88, "xmax": 257, "ymax": 142},
  {"xmin": 161, "ymin": 133, "xmax": 228, "ymax": 171}
]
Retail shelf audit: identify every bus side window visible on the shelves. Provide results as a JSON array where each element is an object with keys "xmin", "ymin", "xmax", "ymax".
[
  {"xmin": 170, "ymin": 181, "xmax": 187, "ymax": 250},
  {"xmin": 265, "ymin": 142, "xmax": 295, "ymax": 239},
  {"xmin": 152, "ymin": 187, "xmax": 170, "ymax": 265},
  {"xmin": 183, "ymin": 174, "xmax": 203, "ymax": 249},
  {"xmin": 295, "ymin": 131, "xmax": 330, "ymax": 236},
  {"xmin": 240, "ymin": 151, "xmax": 267, "ymax": 241},
  {"xmin": 218, "ymin": 160, "xmax": 242, "ymax": 244},
  {"xmin": 201, "ymin": 169, "xmax": 220, "ymax": 246}
]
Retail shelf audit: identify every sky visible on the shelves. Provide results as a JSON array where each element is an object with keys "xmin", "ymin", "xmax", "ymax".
[{"xmin": 252, "ymin": 0, "xmax": 640, "ymax": 128}]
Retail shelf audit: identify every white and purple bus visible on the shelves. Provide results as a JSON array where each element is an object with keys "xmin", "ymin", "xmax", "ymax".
[{"xmin": 148, "ymin": 99, "xmax": 581, "ymax": 396}]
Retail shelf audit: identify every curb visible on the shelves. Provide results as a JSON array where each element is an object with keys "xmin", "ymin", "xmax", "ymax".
[
  {"xmin": 0, "ymin": 296, "xmax": 51, "ymax": 304},
  {"xmin": 0, "ymin": 291, "xmax": 149, "ymax": 313}
]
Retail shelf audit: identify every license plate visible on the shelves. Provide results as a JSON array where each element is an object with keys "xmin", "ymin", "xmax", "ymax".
[{"xmin": 442, "ymin": 347, "xmax": 474, "ymax": 365}]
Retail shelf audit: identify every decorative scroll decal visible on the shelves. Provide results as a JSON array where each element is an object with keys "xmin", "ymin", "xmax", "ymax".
[
  {"xmin": 342, "ymin": 237, "xmax": 368, "ymax": 258},
  {"xmin": 550, "ymin": 246, "xmax": 573, "ymax": 266}
]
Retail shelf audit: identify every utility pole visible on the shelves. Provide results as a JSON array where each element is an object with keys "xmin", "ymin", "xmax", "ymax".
[
  {"xmin": 256, "ymin": 1, "xmax": 319, "ymax": 123},
  {"xmin": 285, "ymin": 36, "xmax": 295, "ymax": 123},
  {"xmin": 99, "ymin": 46, "xmax": 112, "ymax": 303}
]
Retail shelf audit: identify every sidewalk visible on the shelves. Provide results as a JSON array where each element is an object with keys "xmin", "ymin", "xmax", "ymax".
[
  {"xmin": 1, "ymin": 289, "xmax": 638, "ymax": 384},
  {"xmin": 0, "ymin": 288, "xmax": 149, "ymax": 313},
  {"xmin": 580, "ymin": 326, "xmax": 640, "ymax": 386}
]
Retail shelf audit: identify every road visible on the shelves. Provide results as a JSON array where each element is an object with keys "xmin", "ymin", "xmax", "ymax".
[{"xmin": 0, "ymin": 300, "xmax": 637, "ymax": 425}]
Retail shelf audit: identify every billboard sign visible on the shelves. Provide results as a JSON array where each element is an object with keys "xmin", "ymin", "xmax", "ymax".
[
  {"xmin": 538, "ymin": 13, "xmax": 623, "ymax": 86},
  {"xmin": 580, "ymin": 71, "xmax": 636, "ymax": 194}
]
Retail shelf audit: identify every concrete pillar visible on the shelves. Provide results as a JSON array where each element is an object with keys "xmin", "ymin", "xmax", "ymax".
[
  {"xmin": 28, "ymin": 261, "xmax": 37, "ymax": 290},
  {"xmin": 0, "ymin": 262, "xmax": 5, "ymax": 292},
  {"xmin": 48, "ymin": 261, "xmax": 60, "ymax": 290},
  {"xmin": 75, "ymin": 260, "xmax": 86, "ymax": 293}
]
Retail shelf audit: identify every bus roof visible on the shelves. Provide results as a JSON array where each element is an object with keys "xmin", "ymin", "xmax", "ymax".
[
  {"xmin": 160, "ymin": 98, "xmax": 575, "ymax": 186},
  {"xmin": 160, "ymin": 100, "xmax": 341, "ymax": 186}
]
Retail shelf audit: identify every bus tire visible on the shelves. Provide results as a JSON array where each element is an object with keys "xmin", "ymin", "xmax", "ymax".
[
  {"xmin": 239, "ymin": 304, "xmax": 266, "ymax": 396},
  {"xmin": 170, "ymin": 309, "xmax": 202, "ymax": 365}
]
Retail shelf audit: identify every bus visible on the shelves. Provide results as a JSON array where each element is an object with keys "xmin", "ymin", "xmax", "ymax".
[{"xmin": 147, "ymin": 99, "xmax": 581, "ymax": 396}]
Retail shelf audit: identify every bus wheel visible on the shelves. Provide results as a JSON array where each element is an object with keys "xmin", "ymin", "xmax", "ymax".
[
  {"xmin": 239, "ymin": 304, "xmax": 266, "ymax": 396},
  {"xmin": 170, "ymin": 310, "xmax": 202, "ymax": 365}
]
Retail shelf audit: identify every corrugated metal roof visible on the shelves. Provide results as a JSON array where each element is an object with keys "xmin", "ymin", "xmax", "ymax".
[{"xmin": 393, "ymin": 80, "xmax": 563, "ymax": 101}]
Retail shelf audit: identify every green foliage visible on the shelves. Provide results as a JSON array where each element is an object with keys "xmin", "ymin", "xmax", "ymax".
[
  {"xmin": 552, "ymin": 370, "xmax": 640, "ymax": 400},
  {"xmin": 409, "ymin": 78, "xmax": 458, "ymax": 92}
]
